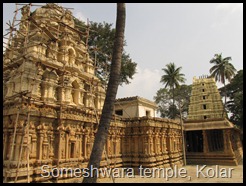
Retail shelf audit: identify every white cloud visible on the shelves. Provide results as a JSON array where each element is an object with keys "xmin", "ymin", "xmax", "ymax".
[{"xmin": 117, "ymin": 66, "xmax": 162, "ymax": 101}]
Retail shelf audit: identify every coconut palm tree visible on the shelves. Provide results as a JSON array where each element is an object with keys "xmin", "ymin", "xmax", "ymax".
[
  {"xmin": 209, "ymin": 53, "xmax": 237, "ymax": 110},
  {"xmin": 160, "ymin": 62, "xmax": 186, "ymax": 119},
  {"xmin": 82, "ymin": 3, "xmax": 126, "ymax": 183}
]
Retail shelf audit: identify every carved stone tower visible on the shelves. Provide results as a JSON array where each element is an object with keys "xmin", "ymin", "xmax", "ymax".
[
  {"xmin": 3, "ymin": 3, "xmax": 106, "ymax": 183},
  {"xmin": 187, "ymin": 76, "xmax": 226, "ymax": 120},
  {"xmin": 184, "ymin": 76, "xmax": 243, "ymax": 166}
]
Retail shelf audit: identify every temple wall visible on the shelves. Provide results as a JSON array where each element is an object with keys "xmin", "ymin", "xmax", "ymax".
[{"xmin": 3, "ymin": 107, "xmax": 183, "ymax": 182}]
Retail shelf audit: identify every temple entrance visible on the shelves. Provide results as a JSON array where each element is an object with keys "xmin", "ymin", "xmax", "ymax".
[
  {"xmin": 186, "ymin": 130, "xmax": 203, "ymax": 152},
  {"xmin": 207, "ymin": 129, "xmax": 224, "ymax": 152}
]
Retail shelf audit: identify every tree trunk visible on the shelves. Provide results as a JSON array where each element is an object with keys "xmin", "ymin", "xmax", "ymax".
[
  {"xmin": 82, "ymin": 3, "xmax": 126, "ymax": 183},
  {"xmin": 223, "ymin": 82, "xmax": 227, "ymax": 118},
  {"xmin": 172, "ymin": 86, "xmax": 175, "ymax": 119}
]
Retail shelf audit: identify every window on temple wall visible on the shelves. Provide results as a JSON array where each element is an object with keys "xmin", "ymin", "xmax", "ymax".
[
  {"xmin": 146, "ymin": 110, "xmax": 150, "ymax": 117},
  {"xmin": 83, "ymin": 84, "xmax": 90, "ymax": 106},
  {"xmin": 203, "ymin": 96, "xmax": 206, "ymax": 100},
  {"xmin": 204, "ymin": 116, "xmax": 207, "ymax": 119},
  {"xmin": 203, "ymin": 104, "xmax": 207, "ymax": 109},
  {"xmin": 72, "ymin": 80, "xmax": 79, "ymax": 105},
  {"xmin": 202, "ymin": 89, "xmax": 205, "ymax": 92},
  {"xmin": 70, "ymin": 143, "xmax": 75, "ymax": 158},
  {"xmin": 115, "ymin": 109, "xmax": 123, "ymax": 116}
]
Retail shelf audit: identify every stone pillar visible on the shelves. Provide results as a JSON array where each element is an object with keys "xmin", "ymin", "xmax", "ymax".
[
  {"xmin": 223, "ymin": 129, "xmax": 234, "ymax": 155},
  {"xmin": 127, "ymin": 136, "xmax": 131, "ymax": 156},
  {"xmin": 65, "ymin": 86, "xmax": 72, "ymax": 103},
  {"xmin": 163, "ymin": 129, "xmax": 167, "ymax": 154},
  {"xmin": 65, "ymin": 132, "xmax": 69, "ymax": 160},
  {"xmin": 42, "ymin": 133, "xmax": 49, "ymax": 160},
  {"xmin": 80, "ymin": 132, "xmax": 85, "ymax": 160},
  {"xmin": 30, "ymin": 133, "xmax": 37, "ymax": 159},
  {"xmin": 143, "ymin": 136, "xmax": 148, "ymax": 155},
  {"xmin": 14, "ymin": 133, "xmax": 22, "ymax": 161},
  {"xmin": 83, "ymin": 134, "xmax": 87, "ymax": 160},
  {"xmin": 57, "ymin": 126, "xmax": 66, "ymax": 160},
  {"xmin": 38, "ymin": 133, "xmax": 43, "ymax": 160},
  {"xmin": 76, "ymin": 134, "xmax": 81, "ymax": 159},
  {"xmin": 168, "ymin": 130, "xmax": 173, "ymax": 152},
  {"xmin": 147, "ymin": 135, "xmax": 151, "ymax": 155},
  {"xmin": 49, "ymin": 134, "xmax": 54, "ymax": 159},
  {"xmin": 79, "ymin": 90, "xmax": 84, "ymax": 105}
]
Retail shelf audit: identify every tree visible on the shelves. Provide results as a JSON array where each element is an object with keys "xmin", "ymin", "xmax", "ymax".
[
  {"xmin": 174, "ymin": 85, "xmax": 192, "ymax": 119},
  {"xmin": 154, "ymin": 88, "xmax": 175, "ymax": 118},
  {"xmin": 154, "ymin": 85, "xmax": 191, "ymax": 119},
  {"xmin": 82, "ymin": 3, "xmax": 126, "ymax": 183},
  {"xmin": 219, "ymin": 70, "xmax": 243, "ymax": 128},
  {"xmin": 74, "ymin": 18, "xmax": 136, "ymax": 86},
  {"xmin": 209, "ymin": 53, "xmax": 237, "ymax": 107},
  {"xmin": 160, "ymin": 62, "xmax": 186, "ymax": 119}
]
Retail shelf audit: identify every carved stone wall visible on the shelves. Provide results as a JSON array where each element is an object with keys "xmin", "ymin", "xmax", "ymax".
[{"xmin": 3, "ymin": 106, "xmax": 183, "ymax": 183}]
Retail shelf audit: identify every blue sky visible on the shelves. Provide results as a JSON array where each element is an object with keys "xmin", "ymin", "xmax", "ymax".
[{"xmin": 3, "ymin": 3, "xmax": 243, "ymax": 101}]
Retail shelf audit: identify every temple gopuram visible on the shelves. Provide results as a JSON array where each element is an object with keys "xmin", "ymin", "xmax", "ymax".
[
  {"xmin": 184, "ymin": 76, "xmax": 243, "ymax": 165},
  {"xmin": 3, "ymin": 3, "xmax": 183, "ymax": 183}
]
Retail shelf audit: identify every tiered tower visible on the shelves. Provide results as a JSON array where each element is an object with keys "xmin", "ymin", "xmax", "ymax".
[
  {"xmin": 3, "ymin": 3, "xmax": 106, "ymax": 183},
  {"xmin": 184, "ymin": 76, "xmax": 243, "ymax": 166},
  {"xmin": 187, "ymin": 76, "xmax": 226, "ymax": 120}
]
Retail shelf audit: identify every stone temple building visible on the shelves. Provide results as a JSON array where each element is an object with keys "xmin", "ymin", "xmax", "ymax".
[
  {"xmin": 3, "ymin": 4, "xmax": 183, "ymax": 183},
  {"xmin": 184, "ymin": 76, "xmax": 243, "ymax": 165}
]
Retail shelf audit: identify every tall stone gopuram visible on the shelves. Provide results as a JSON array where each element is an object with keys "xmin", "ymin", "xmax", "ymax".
[{"xmin": 184, "ymin": 76, "xmax": 243, "ymax": 165}]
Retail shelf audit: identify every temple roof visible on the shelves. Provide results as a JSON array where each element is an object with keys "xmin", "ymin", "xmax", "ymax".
[
  {"xmin": 115, "ymin": 96, "xmax": 157, "ymax": 108},
  {"xmin": 184, "ymin": 118, "xmax": 235, "ymax": 131}
]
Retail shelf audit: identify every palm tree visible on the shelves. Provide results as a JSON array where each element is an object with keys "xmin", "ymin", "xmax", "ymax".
[
  {"xmin": 160, "ymin": 62, "xmax": 186, "ymax": 119},
  {"xmin": 82, "ymin": 3, "xmax": 126, "ymax": 183},
  {"xmin": 209, "ymin": 53, "xmax": 237, "ymax": 114}
]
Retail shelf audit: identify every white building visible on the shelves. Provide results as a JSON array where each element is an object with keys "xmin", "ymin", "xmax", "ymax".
[{"xmin": 114, "ymin": 96, "xmax": 158, "ymax": 118}]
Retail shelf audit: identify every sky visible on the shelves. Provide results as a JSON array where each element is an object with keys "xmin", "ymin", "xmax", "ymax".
[{"xmin": 3, "ymin": 3, "xmax": 243, "ymax": 102}]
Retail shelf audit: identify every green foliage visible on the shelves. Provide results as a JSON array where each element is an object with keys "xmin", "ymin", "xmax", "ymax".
[
  {"xmin": 160, "ymin": 62, "xmax": 186, "ymax": 89},
  {"xmin": 74, "ymin": 18, "xmax": 137, "ymax": 86},
  {"xmin": 209, "ymin": 53, "xmax": 237, "ymax": 84},
  {"xmin": 154, "ymin": 88, "xmax": 173, "ymax": 118},
  {"xmin": 220, "ymin": 70, "xmax": 243, "ymax": 128},
  {"xmin": 174, "ymin": 84, "xmax": 192, "ymax": 118},
  {"xmin": 154, "ymin": 84, "xmax": 191, "ymax": 119},
  {"xmin": 159, "ymin": 62, "xmax": 186, "ymax": 119}
]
